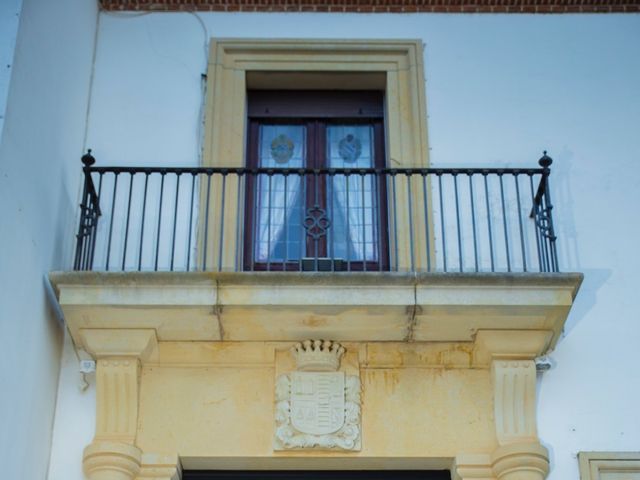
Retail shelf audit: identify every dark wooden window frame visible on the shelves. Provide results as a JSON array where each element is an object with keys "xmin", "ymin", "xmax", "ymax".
[{"xmin": 243, "ymin": 90, "xmax": 389, "ymax": 272}]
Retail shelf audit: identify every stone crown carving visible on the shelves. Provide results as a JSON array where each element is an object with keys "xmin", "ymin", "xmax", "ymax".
[{"xmin": 291, "ymin": 340, "xmax": 345, "ymax": 372}]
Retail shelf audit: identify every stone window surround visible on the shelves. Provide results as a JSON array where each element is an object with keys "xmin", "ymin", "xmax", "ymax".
[
  {"xmin": 200, "ymin": 38, "xmax": 430, "ymax": 270},
  {"xmin": 578, "ymin": 452, "xmax": 640, "ymax": 479}
]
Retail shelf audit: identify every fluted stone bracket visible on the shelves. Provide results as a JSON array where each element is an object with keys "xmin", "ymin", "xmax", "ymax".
[
  {"xmin": 84, "ymin": 441, "xmax": 142, "ymax": 480},
  {"xmin": 94, "ymin": 358, "xmax": 141, "ymax": 442},
  {"xmin": 474, "ymin": 330, "xmax": 544, "ymax": 446},
  {"xmin": 493, "ymin": 360, "xmax": 537, "ymax": 445},
  {"xmin": 453, "ymin": 330, "xmax": 550, "ymax": 480},
  {"xmin": 81, "ymin": 329, "xmax": 157, "ymax": 443},
  {"xmin": 80, "ymin": 329, "xmax": 158, "ymax": 480}
]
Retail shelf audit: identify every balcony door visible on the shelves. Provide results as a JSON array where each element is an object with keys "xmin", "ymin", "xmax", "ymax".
[{"xmin": 243, "ymin": 90, "xmax": 388, "ymax": 271}]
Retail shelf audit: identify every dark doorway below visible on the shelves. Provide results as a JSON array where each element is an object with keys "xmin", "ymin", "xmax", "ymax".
[{"xmin": 183, "ymin": 471, "xmax": 451, "ymax": 480}]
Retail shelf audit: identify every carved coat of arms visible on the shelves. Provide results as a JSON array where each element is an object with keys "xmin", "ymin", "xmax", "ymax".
[{"xmin": 274, "ymin": 340, "xmax": 361, "ymax": 451}]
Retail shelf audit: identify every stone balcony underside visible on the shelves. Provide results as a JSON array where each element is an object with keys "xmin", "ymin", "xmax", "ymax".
[{"xmin": 50, "ymin": 271, "xmax": 582, "ymax": 356}]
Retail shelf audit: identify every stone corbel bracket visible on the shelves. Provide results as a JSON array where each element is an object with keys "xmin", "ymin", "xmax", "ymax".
[
  {"xmin": 455, "ymin": 330, "xmax": 552, "ymax": 480},
  {"xmin": 80, "ymin": 329, "xmax": 179, "ymax": 480}
]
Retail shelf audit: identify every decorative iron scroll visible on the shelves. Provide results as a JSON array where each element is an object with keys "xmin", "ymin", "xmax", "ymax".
[
  {"xmin": 303, "ymin": 207, "xmax": 331, "ymax": 240},
  {"xmin": 533, "ymin": 204, "xmax": 556, "ymax": 241}
]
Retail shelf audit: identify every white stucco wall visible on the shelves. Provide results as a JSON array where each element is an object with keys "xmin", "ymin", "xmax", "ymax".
[
  {"xmin": 0, "ymin": 0, "xmax": 98, "ymax": 479},
  {"xmin": 0, "ymin": 0, "xmax": 23, "ymax": 137},
  {"xmin": 46, "ymin": 11, "xmax": 640, "ymax": 480}
]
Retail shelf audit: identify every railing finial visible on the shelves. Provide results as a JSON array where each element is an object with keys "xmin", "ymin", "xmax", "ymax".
[
  {"xmin": 81, "ymin": 149, "xmax": 96, "ymax": 167},
  {"xmin": 538, "ymin": 150, "xmax": 553, "ymax": 168}
]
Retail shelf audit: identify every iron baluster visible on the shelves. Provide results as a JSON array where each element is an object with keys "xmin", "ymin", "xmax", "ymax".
[
  {"xmin": 391, "ymin": 172, "xmax": 399, "ymax": 271},
  {"xmin": 202, "ymin": 173, "xmax": 211, "ymax": 271},
  {"xmin": 401, "ymin": 173, "xmax": 412, "ymax": 272},
  {"xmin": 499, "ymin": 172, "xmax": 511, "ymax": 272},
  {"xmin": 138, "ymin": 173, "xmax": 149, "ymax": 271},
  {"xmin": 283, "ymin": 172, "xmax": 288, "ymax": 271},
  {"xmin": 170, "ymin": 173, "xmax": 181, "ymax": 271},
  {"xmin": 122, "ymin": 172, "xmax": 134, "ymax": 270},
  {"xmin": 361, "ymin": 171, "xmax": 368, "ymax": 272},
  {"xmin": 422, "ymin": 173, "xmax": 432, "ymax": 272},
  {"xmin": 437, "ymin": 172, "xmax": 446, "ymax": 272},
  {"xmin": 218, "ymin": 171, "xmax": 227, "ymax": 272},
  {"xmin": 514, "ymin": 173, "xmax": 527, "ymax": 272},
  {"xmin": 105, "ymin": 171, "xmax": 119, "ymax": 271},
  {"xmin": 154, "ymin": 171, "xmax": 165, "ymax": 271},
  {"xmin": 483, "ymin": 172, "xmax": 495, "ymax": 272},
  {"xmin": 453, "ymin": 173, "xmax": 463, "ymax": 272},
  {"xmin": 186, "ymin": 172, "xmax": 196, "ymax": 272},
  {"xmin": 468, "ymin": 172, "xmax": 479, "ymax": 272}
]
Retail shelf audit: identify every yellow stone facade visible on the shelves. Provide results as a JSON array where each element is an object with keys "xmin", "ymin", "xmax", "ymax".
[{"xmin": 50, "ymin": 271, "xmax": 582, "ymax": 480}]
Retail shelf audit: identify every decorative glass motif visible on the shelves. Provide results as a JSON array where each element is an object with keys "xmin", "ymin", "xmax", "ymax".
[
  {"xmin": 338, "ymin": 134, "xmax": 362, "ymax": 163},
  {"xmin": 271, "ymin": 134, "xmax": 295, "ymax": 164}
]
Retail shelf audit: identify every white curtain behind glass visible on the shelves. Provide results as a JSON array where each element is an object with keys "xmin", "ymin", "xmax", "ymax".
[
  {"xmin": 327, "ymin": 125, "xmax": 378, "ymax": 262},
  {"xmin": 255, "ymin": 125, "xmax": 305, "ymax": 262}
]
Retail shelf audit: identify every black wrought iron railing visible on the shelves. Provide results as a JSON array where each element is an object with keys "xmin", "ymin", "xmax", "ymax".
[{"xmin": 73, "ymin": 151, "xmax": 559, "ymax": 273}]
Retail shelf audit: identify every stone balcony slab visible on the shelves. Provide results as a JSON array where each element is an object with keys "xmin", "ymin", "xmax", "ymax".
[{"xmin": 49, "ymin": 271, "xmax": 581, "ymax": 355}]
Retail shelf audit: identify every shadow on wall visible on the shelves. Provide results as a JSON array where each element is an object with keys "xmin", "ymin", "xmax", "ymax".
[
  {"xmin": 549, "ymin": 148, "xmax": 611, "ymax": 339},
  {"xmin": 560, "ymin": 267, "xmax": 610, "ymax": 340},
  {"xmin": 49, "ymin": 167, "xmax": 82, "ymax": 271},
  {"xmin": 553, "ymin": 147, "xmax": 580, "ymax": 272}
]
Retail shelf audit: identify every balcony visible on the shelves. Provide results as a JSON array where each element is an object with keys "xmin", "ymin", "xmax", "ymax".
[
  {"xmin": 73, "ymin": 152, "xmax": 559, "ymax": 274},
  {"xmin": 50, "ymin": 151, "xmax": 581, "ymax": 349}
]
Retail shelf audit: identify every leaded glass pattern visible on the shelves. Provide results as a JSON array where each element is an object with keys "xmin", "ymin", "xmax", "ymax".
[
  {"xmin": 327, "ymin": 125, "xmax": 379, "ymax": 262},
  {"xmin": 255, "ymin": 125, "xmax": 305, "ymax": 263}
]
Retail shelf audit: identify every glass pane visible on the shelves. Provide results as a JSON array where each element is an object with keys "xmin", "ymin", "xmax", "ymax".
[
  {"xmin": 326, "ymin": 125, "xmax": 379, "ymax": 263},
  {"xmin": 255, "ymin": 125, "xmax": 305, "ymax": 263}
]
